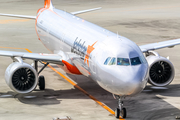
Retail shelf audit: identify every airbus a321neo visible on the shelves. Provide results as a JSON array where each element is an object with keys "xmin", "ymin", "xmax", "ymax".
[{"xmin": 0, "ymin": 0, "xmax": 180, "ymax": 118}]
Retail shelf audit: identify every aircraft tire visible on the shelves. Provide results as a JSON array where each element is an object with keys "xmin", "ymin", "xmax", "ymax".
[
  {"xmin": 115, "ymin": 108, "xmax": 120, "ymax": 118},
  {"xmin": 121, "ymin": 108, "xmax": 127, "ymax": 118},
  {"xmin": 39, "ymin": 76, "xmax": 45, "ymax": 90}
]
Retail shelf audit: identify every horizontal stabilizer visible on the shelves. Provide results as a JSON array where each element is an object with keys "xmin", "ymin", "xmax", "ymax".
[
  {"xmin": 0, "ymin": 13, "xmax": 36, "ymax": 19},
  {"xmin": 71, "ymin": 7, "xmax": 102, "ymax": 15}
]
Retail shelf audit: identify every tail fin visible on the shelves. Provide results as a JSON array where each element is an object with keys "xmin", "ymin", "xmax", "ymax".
[{"xmin": 44, "ymin": 0, "xmax": 53, "ymax": 10}]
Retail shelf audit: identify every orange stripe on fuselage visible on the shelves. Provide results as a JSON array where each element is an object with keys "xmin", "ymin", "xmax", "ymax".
[
  {"xmin": 35, "ymin": 8, "xmax": 46, "ymax": 40},
  {"xmin": 35, "ymin": 9, "xmax": 97, "ymax": 74},
  {"xmin": 46, "ymin": 10, "xmax": 98, "ymax": 67},
  {"xmin": 33, "ymin": 6, "xmax": 124, "ymax": 119},
  {"xmin": 35, "ymin": 8, "xmax": 82, "ymax": 75},
  {"xmin": 35, "ymin": 8, "xmax": 52, "ymax": 53}
]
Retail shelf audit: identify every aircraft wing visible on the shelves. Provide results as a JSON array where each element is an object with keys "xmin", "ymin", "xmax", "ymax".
[
  {"xmin": 0, "ymin": 7, "xmax": 101, "ymax": 19},
  {"xmin": 0, "ymin": 13, "xmax": 36, "ymax": 19},
  {"xmin": 71, "ymin": 7, "xmax": 101, "ymax": 15},
  {"xmin": 139, "ymin": 38, "xmax": 180, "ymax": 53},
  {"xmin": 0, "ymin": 50, "xmax": 63, "ymax": 65}
]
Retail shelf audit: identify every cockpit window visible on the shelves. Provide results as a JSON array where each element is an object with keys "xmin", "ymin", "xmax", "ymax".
[
  {"xmin": 117, "ymin": 58, "xmax": 130, "ymax": 66},
  {"xmin": 108, "ymin": 57, "xmax": 116, "ymax": 65},
  {"xmin": 130, "ymin": 57, "xmax": 141, "ymax": 65},
  {"xmin": 140, "ymin": 56, "xmax": 147, "ymax": 63},
  {"xmin": 104, "ymin": 56, "xmax": 144, "ymax": 66},
  {"xmin": 104, "ymin": 57, "xmax": 111, "ymax": 65}
]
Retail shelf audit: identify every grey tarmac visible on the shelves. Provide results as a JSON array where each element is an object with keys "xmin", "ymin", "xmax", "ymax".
[{"xmin": 0, "ymin": 0, "xmax": 180, "ymax": 120}]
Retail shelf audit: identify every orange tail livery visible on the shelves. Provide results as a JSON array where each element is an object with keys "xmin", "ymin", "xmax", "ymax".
[{"xmin": 44, "ymin": 0, "xmax": 53, "ymax": 10}]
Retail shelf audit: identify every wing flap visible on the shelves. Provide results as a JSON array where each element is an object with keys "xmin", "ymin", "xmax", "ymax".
[
  {"xmin": 71, "ymin": 7, "xmax": 101, "ymax": 15},
  {"xmin": 0, "ymin": 13, "xmax": 36, "ymax": 19},
  {"xmin": 139, "ymin": 39, "xmax": 180, "ymax": 52}
]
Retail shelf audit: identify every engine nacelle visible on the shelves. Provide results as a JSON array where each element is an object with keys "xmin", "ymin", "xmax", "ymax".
[
  {"xmin": 5, "ymin": 62, "xmax": 38, "ymax": 94},
  {"xmin": 146, "ymin": 55, "xmax": 175, "ymax": 87}
]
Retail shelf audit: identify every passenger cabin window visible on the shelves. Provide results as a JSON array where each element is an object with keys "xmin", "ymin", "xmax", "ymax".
[
  {"xmin": 130, "ymin": 57, "xmax": 141, "ymax": 65},
  {"xmin": 108, "ymin": 57, "xmax": 116, "ymax": 65},
  {"xmin": 117, "ymin": 58, "xmax": 130, "ymax": 66},
  {"xmin": 104, "ymin": 57, "xmax": 111, "ymax": 65}
]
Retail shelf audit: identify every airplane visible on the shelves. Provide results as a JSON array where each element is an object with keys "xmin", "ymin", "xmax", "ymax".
[{"xmin": 0, "ymin": 0, "xmax": 180, "ymax": 118}]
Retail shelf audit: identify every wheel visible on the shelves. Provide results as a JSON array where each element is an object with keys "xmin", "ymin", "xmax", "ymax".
[
  {"xmin": 115, "ymin": 108, "xmax": 120, "ymax": 118},
  {"xmin": 39, "ymin": 76, "xmax": 45, "ymax": 90},
  {"xmin": 120, "ymin": 108, "xmax": 127, "ymax": 118}
]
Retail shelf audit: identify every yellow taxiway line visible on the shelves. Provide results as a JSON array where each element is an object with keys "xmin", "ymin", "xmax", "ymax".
[
  {"xmin": 0, "ymin": 46, "xmax": 125, "ymax": 120},
  {"xmin": 0, "ymin": 19, "xmax": 30, "ymax": 24}
]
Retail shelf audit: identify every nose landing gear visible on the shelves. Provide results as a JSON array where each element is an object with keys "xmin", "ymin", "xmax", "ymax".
[{"xmin": 114, "ymin": 95, "xmax": 127, "ymax": 119}]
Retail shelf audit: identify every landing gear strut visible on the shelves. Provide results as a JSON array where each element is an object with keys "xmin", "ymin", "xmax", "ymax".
[
  {"xmin": 34, "ymin": 61, "xmax": 49, "ymax": 90},
  {"xmin": 114, "ymin": 95, "xmax": 127, "ymax": 119}
]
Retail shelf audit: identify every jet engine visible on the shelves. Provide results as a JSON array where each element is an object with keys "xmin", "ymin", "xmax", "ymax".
[
  {"xmin": 5, "ymin": 62, "xmax": 38, "ymax": 94},
  {"xmin": 146, "ymin": 53, "xmax": 175, "ymax": 87}
]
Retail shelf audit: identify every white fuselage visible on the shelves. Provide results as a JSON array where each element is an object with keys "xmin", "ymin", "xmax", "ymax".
[{"xmin": 36, "ymin": 8, "xmax": 149, "ymax": 96}]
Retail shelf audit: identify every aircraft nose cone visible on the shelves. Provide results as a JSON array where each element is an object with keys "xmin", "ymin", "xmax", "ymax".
[
  {"xmin": 126, "ymin": 75, "xmax": 147, "ymax": 95},
  {"xmin": 111, "ymin": 65, "xmax": 148, "ymax": 96},
  {"xmin": 114, "ymin": 76, "xmax": 145, "ymax": 96}
]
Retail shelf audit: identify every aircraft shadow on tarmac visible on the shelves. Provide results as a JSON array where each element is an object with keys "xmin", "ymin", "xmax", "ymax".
[{"xmin": 0, "ymin": 72, "xmax": 180, "ymax": 120}]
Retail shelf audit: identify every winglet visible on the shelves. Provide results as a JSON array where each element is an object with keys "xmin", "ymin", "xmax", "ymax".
[{"xmin": 44, "ymin": 0, "xmax": 53, "ymax": 10}]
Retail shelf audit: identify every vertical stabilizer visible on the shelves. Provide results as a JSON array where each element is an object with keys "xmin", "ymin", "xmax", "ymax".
[{"xmin": 44, "ymin": 0, "xmax": 53, "ymax": 10}]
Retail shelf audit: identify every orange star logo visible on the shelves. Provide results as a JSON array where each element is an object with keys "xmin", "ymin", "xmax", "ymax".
[{"xmin": 84, "ymin": 41, "xmax": 97, "ymax": 67}]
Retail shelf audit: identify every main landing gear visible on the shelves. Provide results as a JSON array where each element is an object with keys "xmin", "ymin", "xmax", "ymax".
[
  {"xmin": 39, "ymin": 75, "xmax": 45, "ymax": 90},
  {"xmin": 34, "ymin": 61, "xmax": 49, "ymax": 91},
  {"xmin": 114, "ymin": 95, "xmax": 127, "ymax": 119}
]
